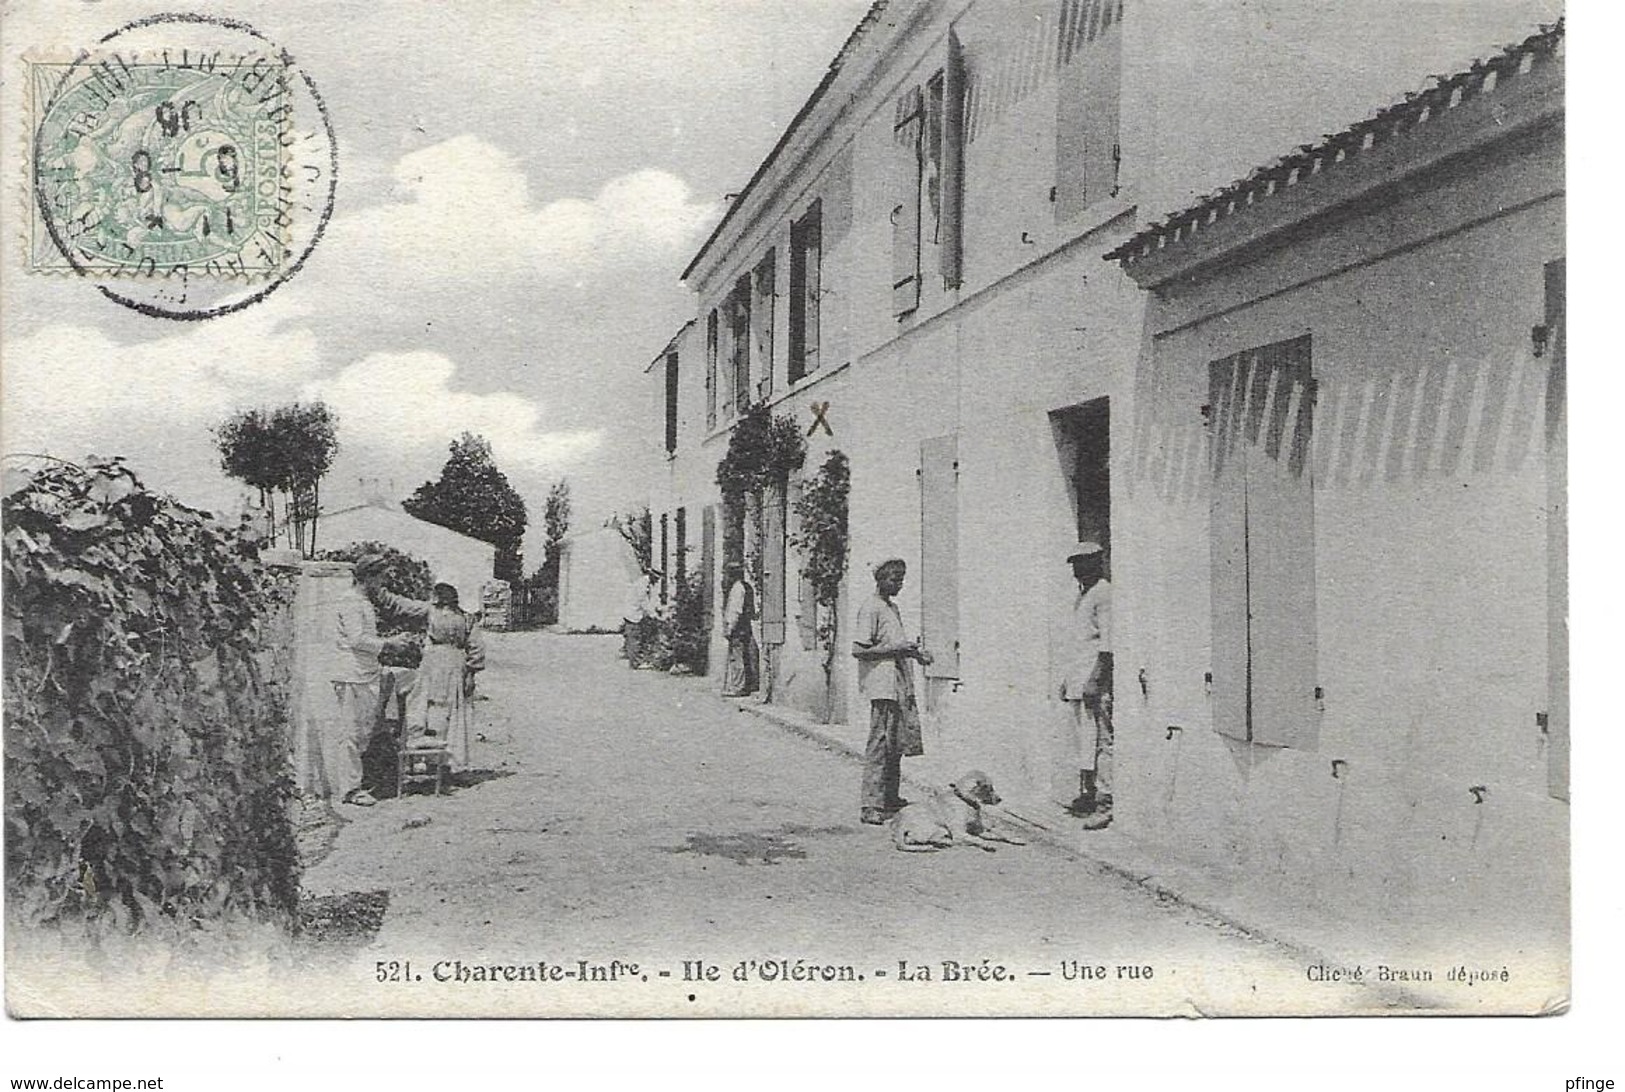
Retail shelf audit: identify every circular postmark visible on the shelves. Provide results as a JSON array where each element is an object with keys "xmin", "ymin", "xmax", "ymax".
[{"xmin": 29, "ymin": 13, "xmax": 338, "ymax": 320}]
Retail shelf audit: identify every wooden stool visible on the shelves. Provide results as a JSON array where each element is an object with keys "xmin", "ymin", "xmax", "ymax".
[{"xmin": 398, "ymin": 742, "xmax": 451, "ymax": 797}]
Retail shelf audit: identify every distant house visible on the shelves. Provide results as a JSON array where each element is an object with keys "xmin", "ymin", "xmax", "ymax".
[
  {"xmin": 557, "ymin": 526, "xmax": 640, "ymax": 633},
  {"xmin": 318, "ymin": 480, "xmax": 496, "ymax": 610}
]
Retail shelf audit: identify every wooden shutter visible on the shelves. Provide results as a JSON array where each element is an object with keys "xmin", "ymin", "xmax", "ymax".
[
  {"xmin": 1209, "ymin": 338, "xmax": 1318, "ymax": 747},
  {"xmin": 705, "ymin": 309, "xmax": 718, "ymax": 428},
  {"xmin": 1055, "ymin": 0, "xmax": 1124, "ymax": 221},
  {"xmin": 1244, "ymin": 339, "xmax": 1318, "ymax": 749},
  {"xmin": 1545, "ymin": 259, "xmax": 1568, "ymax": 801},
  {"xmin": 701, "ymin": 505, "xmax": 717, "ymax": 644},
  {"xmin": 730, "ymin": 275, "xmax": 751, "ymax": 414},
  {"xmin": 659, "ymin": 512, "xmax": 670, "ymax": 604},
  {"xmin": 1209, "ymin": 355, "xmax": 1251, "ymax": 741},
  {"xmin": 664, "ymin": 352, "xmax": 679, "ymax": 453},
  {"xmin": 789, "ymin": 207, "xmax": 820, "ymax": 384},
  {"xmin": 919, "ymin": 434, "xmax": 960, "ymax": 678},
  {"xmin": 762, "ymin": 481, "xmax": 787, "ymax": 646},
  {"xmin": 892, "ymin": 87, "xmax": 923, "ymax": 316},
  {"xmin": 939, "ymin": 29, "xmax": 966, "ymax": 288},
  {"xmin": 754, "ymin": 250, "xmax": 776, "ymax": 400},
  {"xmin": 675, "ymin": 506, "xmax": 688, "ymax": 585}
]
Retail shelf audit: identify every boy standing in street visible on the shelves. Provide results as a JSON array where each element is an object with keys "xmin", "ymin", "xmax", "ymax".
[{"xmin": 852, "ymin": 559, "xmax": 932, "ymax": 825}]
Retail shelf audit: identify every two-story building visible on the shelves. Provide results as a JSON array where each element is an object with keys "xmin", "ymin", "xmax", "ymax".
[{"xmin": 648, "ymin": 0, "xmax": 1564, "ymax": 965}]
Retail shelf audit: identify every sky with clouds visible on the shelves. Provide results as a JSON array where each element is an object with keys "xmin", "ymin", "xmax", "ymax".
[
  {"xmin": 0, "ymin": 0, "xmax": 872, "ymax": 565},
  {"xmin": 0, "ymin": 0, "xmax": 1564, "ymax": 569}
]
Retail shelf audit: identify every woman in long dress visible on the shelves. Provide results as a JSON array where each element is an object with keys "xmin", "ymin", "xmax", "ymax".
[
  {"xmin": 373, "ymin": 581, "xmax": 486, "ymax": 770},
  {"xmin": 720, "ymin": 561, "xmax": 758, "ymax": 697}
]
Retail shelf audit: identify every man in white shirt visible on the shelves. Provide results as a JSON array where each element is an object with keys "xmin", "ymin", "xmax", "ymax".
[
  {"xmin": 852, "ymin": 558, "xmax": 933, "ymax": 824},
  {"xmin": 328, "ymin": 555, "xmax": 392, "ymax": 807},
  {"xmin": 1059, "ymin": 540, "xmax": 1113, "ymax": 829}
]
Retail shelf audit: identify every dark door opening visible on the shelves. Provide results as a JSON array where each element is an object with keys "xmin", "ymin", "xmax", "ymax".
[{"xmin": 1051, "ymin": 398, "xmax": 1111, "ymax": 555}]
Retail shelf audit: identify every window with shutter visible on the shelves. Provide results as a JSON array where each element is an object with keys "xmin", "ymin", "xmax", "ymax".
[
  {"xmin": 762, "ymin": 481, "xmax": 787, "ymax": 647},
  {"xmin": 705, "ymin": 309, "xmax": 718, "ymax": 429},
  {"xmin": 1208, "ymin": 336, "xmax": 1318, "ymax": 749},
  {"xmin": 789, "ymin": 203, "xmax": 822, "ymax": 384},
  {"xmin": 729, "ymin": 274, "xmax": 752, "ymax": 414},
  {"xmin": 659, "ymin": 512, "xmax": 670, "ymax": 605},
  {"xmin": 919, "ymin": 434, "xmax": 961, "ymax": 679},
  {"xmin": 939, "ymin": 29, "xmax": 966, "ymax": 288},
  {"xmin": 675, "ymin": 506, "xmax": 688, "ymax": 586},
  {"xmin": 753, "ymin": 250, "xmax": 776, "ymax": 401},
  {"xmin": 892, "ymin": 86, "xmax": 924, "ymax": 316},
  {"xmin": 664, "ymin": 350, "xmax": 679, "ymax": 454},
  {"xmin": 1055, "ymin": 0, "xmax": 1124, "ymax": 222}
]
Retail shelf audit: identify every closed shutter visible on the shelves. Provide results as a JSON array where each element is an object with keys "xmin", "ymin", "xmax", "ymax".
[
  {"xmin": 754, "ymin": 250, "xmax": 776, "ymax": 400},
  {"xmin": 1209, "ymin": 356, "xmax": 1251, "ymax": 741},
  {"xmin": 1208, "ymin": 338, "xmax": 1318, "ymax": 747},
  {"xmin": 1245, "ymin": 339, "xmax": 1318, "ymax": 749},
  {"xmin": 939, "ymin": 29, "xmax": 966, "ymax": 287},
  {"xmin": 762, "ymin": 481, "xmax": 787, "ymax": 646},
  {"xmin": 659, "ymin": 512, "xmax": 670, "ymax": 604},
  {"xmin": 701, "ymin": 505, "xmax": 717, "ymax": 644},
  {"xmin": 664, "ymin": 352, "xmax": 679, "ymax": 453},
  {"xmin": 790, "ymin": 476, "xmax": 819, "ymax": 650},
  {"xmin": 919, "ymin": 434, "xmax": 961, "ymax": 678},
  {"xmin": 1545, "ymin": 258, "xmax": 1567, "ymax": 801},
  {"xmin": 675, "ymin": 506, "xmax": 688, "ymax": 585},
  {"xmin": 705, "ymin": 309, "xmax": 718, "ymax": 429},
  {"xmin": 1055, "ymin": 0, "xmax": 1124, "ymax": 221},
  {"xmin": 730, "ymin": 275, "xmax": 751, "ymax": 414},
  {"xmin": 892, "ymin": 87, "xmax": 923, "ymax": 316}
]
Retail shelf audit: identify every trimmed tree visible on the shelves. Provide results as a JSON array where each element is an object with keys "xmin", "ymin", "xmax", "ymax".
[
  {"xmin": 213, "ymin": 401, "xmax": 339, "ymax": 557},
  {"xmin": 403, "ymin": 433, "xmax": 528, "ymax": 583}
]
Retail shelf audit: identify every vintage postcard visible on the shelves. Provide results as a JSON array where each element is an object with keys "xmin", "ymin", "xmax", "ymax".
[{"xmin": 1, "ymin": 0, "xmax": 1569, "ymax": 1019}]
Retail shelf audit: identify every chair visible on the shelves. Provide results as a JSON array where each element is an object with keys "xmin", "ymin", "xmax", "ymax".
[{"xmin": 397, "ymin": 741, "xmax": 451, "ymax": 797}]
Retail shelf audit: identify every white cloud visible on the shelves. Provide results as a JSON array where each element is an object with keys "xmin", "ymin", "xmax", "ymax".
[
  {"xmin": 1, "ymin": 321, "xmax": 597, "ymax": 517},
  {"xmin": 332, "ymin": 136, "xmax": 718, "ymax": 284},
  {"xmin": 304, "ymin": 351, "xmax": 602, "ymax": 474}
]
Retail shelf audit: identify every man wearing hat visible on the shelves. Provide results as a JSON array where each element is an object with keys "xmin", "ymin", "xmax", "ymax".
[
  {"xmin": 1059, "ymin": 540, "xmax": 1113, "ymax": 828},
  {"xmin": 326, "ymin": 554, "xmax": 394, "ymax": 806}
]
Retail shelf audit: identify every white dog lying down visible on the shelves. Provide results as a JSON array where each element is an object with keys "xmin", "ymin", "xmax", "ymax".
[{"xmin": 891, "ymin": 770, "xmax": 1028, "ymax": 852}]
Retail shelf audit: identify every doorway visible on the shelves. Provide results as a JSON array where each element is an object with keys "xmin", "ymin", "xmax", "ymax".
[{"xmin": 1051, "ymin": 398, "xmax": 1111, "ymax": 554}]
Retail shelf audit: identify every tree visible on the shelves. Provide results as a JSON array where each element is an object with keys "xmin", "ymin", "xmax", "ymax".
[
  {"xmin": 213, "ymin": 401, "xmax": 339, "ymax": 557},
  {"xmin": 536, "ymin": 480, "xmax": 572, "ymax": 624},
  {"xmin": 403, "ymin": 433, "xmax": 528, "ymax": 582},
  {"xmin": 606, "ymin": 505, "xmax": 652, "ymax": 575}
]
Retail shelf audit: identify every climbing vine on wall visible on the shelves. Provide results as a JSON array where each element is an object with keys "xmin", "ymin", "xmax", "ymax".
[
  {"xmin": 715, "ymin": 405, "xmax": 806, "ymax": 500},
  {"xmin": 791, "ymin": 450, "xmax": 850, "ymax": 687},
  {"xmin": 3, "ymin": 458, "xmax": 298, "ymax": 943}
]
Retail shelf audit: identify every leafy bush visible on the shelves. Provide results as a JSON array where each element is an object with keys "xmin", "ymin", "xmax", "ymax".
[
  {"xmin": 716, "ymin": 405, "xmax": 805, "ymax": 500},
  {"xmin": 791, "ymin": 450, "xmax": 850, "ymax": 681},
  {"xmin": 649, "ymin": 572, "xmax": 708, "ymax": 674},
  {"xmin": 3, "ymin": 458, "xmax": 298, "ymax": 941},
  {"xmin": 315, "ymin": 541, "xmax": 433, "ymax": 667}
]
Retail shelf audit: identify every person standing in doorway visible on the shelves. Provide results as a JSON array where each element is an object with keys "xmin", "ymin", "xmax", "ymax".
[
  {"xmin": 720, "ymin": 560, "xmax": 759, "ymax": 697},
  {"xmin": 623, "ymin": 569, "xmax": 659, "ymax": 668},
  {"xmin": 1060, "ymin": 540, "xmax": 1113, "ymax": 828},
  {"xmin": 852, "ymin": 558, "xmax": 933, "ymax": 825}
]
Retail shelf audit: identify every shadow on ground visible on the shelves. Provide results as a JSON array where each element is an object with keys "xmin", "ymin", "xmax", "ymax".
[{"xmin": 662, "ymin": 824, "xmax": 858, "ymax": 866}]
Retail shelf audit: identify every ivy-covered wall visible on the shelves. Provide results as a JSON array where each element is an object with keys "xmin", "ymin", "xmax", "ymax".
[{"xmin": 4, "ymin": 459, "xmax": 300, "ymax": 943}]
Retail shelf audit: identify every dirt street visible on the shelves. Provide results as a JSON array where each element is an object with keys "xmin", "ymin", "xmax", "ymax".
[{"xmin": 299, "ymin": 632, "xmax": 1384, "ymax": 1016}]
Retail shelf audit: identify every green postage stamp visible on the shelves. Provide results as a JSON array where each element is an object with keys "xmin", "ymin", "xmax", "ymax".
[{"xmin": 29, "ymin": 52, "xmax": 292, "ymax": 278}]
